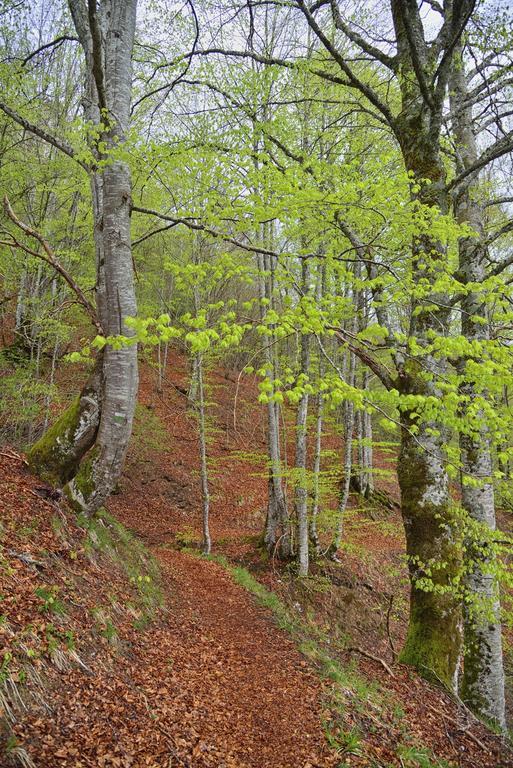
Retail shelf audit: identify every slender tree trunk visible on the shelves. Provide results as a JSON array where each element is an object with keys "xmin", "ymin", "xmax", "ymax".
[
  {"xmin": 188, "ymin": 351, "xmax": 199, "ymax": 405},
  {"xmin": 450, "ymin": 49, "xmax": 506, "ymax": 728},
  {"xmin": 196, "ymin": 352, "xmax": 211, "ymax": 555},
  {"xmin": 310, "ymin": 262, "xmax": 326, "ymax": 553},
  {"xmin": 257, "ymin": 249, "xmax": 289, "ymax": 556},
  {"xmin": 296, "ymin": 262, "xmax": 311, "ymax": 576},
  {"xmin": 361, "ymin": 369, "xmax": 374, "ymax": 496},
  {"xmin": 331, "ymin": 349, "xmax": 355, "ymax": 558},
  {"xmin": 310, "ymin": 388, "xmax": 323, "ymax": 554}
]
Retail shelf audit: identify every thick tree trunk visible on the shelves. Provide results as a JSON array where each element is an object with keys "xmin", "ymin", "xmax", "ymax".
[
  {"xmin": 459, "ymin": 434, "xmax": 505, "ymax": 728},
  {"xmin": 69, "ymin": 155, "xmax": 138, "ymax": 511},
  {"xmin": 396, "ymin": 242, "xmax": 463, "ymax": 690},
  {"xmin": 390, "ymin": 3, "xmax": 463, "ymax": 687},
  {"xmin": 38, "ymin": 0, "xmax": 140, "ymax": 512},
  {"xmin": 450, "ymin": 50, "xmax": 506, "ymax": 728},
  {"xmin": 27, "ymin": 354, "xmax": 102, "ymax": 485},
  {"xmin": 397, "ymin": 417, "xmax": 462, "ymax": 690}
]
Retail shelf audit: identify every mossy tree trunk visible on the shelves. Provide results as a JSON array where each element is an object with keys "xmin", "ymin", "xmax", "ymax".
[
  {"xmin": 30, "ymin": 1, "xmax": 139, "ymax": 513},
  {"xmin": 450, "ymin": 47, "xmax": 506, "ymax": 728},
  {"xmin": 397, "ymin": 411, "xmax": 462, "ymax": 690},
  {"xmin": 299, "ymin": 0, "xmax": 478, "ymax": 697},
  {"xmin": 27, "ymin": 354, "xmax": 102, "ymax": 486},
  {"xmin": 390, "ymin": 0, "xmax": 466, "ymax": 691}
]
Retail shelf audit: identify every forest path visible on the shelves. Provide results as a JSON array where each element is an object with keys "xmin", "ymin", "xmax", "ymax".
[
  {"xmin": 108, "ymin": 357, "xmax": 339, "ymax": 767},
  {"xmin": 135, "ymin": 546, "xmax": 338, "ymax": 767}
]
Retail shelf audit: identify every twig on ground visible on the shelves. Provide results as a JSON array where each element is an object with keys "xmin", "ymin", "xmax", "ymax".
[
  {"xmin": 346, "ymin": 646, "xmax": 395, "ymax": 677},
  {"xmin": 427, "ymin": 703, "xmax": 490, "ymax": 753},
  {"xmin": 7, "ymin": 549, "xmax": 45, "ymax": 570},
  {"xmin": 385, "ymin": 593, "xmax": 397, "ymax": 662}
]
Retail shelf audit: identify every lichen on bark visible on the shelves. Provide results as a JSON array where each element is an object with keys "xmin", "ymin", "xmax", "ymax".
[{"xmin": 397, "ymin": 420, "xmax": 463, "ymax": 691}]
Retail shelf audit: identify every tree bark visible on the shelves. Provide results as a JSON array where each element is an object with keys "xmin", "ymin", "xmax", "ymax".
[
  {"xmin": 450, "ymin": 47, "xmax": 506, "ymax": 729},
  {"xmin": 27, "ymin": 354, "xmax": 102, "ymax": 485},
  {"xmin": 296, "ymin": 261, "xmax": 311, "ymax": 576},
  {"xmin": 390, "ymin": 1, "xmax": 463, "ymax": 691},
  {"xmin": 62, "ymin": 0, "xmax": 139, "ymax": 512},
  {"xmin": 196, "ymin": 352, "xmax": 211, "ymax": 555},
  {"xmin": 258, "ymin": 249, "xmax": 290, "ymax": 557},
  {"xmin": 331, "ymin": 348, "xmax": 355, "ymax": 558}
]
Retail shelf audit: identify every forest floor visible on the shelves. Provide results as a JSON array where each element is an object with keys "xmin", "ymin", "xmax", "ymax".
[{"xmin": 0, "ymin": 349, "xmax": 512, "ymax": 767}]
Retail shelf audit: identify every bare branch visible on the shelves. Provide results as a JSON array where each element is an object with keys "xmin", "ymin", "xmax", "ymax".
[
  {"xmin": 330, "ymin": 1, "xmax": 397, "ymax": 71},
  {"xmin": 296, "ymin": 0, "xmax": 397, "ymax": 129},
  {"xmin": 132, "ymin": 204, "xmax": 286, "ymax": 257},
  {"xmin": 2, "ymin": 196, "xmax": 101, "ymax": 333},
  {"xmin": 132, "ymin": 47, "xmax": 350, "ymax": 111},
  {"xmin": 22, "ymin": 35, "xmax": 78, "ymax": 66},
  {"xmin": 447, "ymin": 128, "xmax": 513, "ymax": 191},
  {"xmin": 0, "ymin": 101, "xmax": 91, "ymax": 172}
]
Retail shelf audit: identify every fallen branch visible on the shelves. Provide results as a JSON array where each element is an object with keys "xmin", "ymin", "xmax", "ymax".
[
  {"xmin": 346, "ymin": 646, "xmax": 395, "ymax": 677},
  {"xmin": 7, "ymin": 549, "xmax": 45, "ymax": 570},
  {"xmin": 0, "ymin": 450, "xmax": 25, "ymax": 462},
  {"xmin": 385, "ymin": 594, "xmax": 397, "ymax": 662},
  {"xmin": 427, "ymin": 703, "xmax": 490, "ymax": 754}
]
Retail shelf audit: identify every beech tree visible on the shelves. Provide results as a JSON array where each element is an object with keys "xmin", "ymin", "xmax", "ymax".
[{"xmin": 1, "ymin": 0, "xmax": 139, "ymax": 512}]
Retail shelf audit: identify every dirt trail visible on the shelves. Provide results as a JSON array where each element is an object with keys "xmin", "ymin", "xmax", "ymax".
[
  {"xmin": 106, "ymin": 359, "xmax": 338, "ymax": 767},
  {"xmin": 135, "ymin": 548, "xmax": 336, "ymax": 768},
  {"xmin": 3, "ymin": 354, "xmax": 511, "ymax": 766}
]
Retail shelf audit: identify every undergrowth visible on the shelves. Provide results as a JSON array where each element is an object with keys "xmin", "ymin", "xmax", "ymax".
[
  {"xmin": 76, "ymin": 507, "xmax": 164, "ymax": 620},
  {"xmin": 1, "ymin": 499, "xmax": 164, "ymax": 767}
]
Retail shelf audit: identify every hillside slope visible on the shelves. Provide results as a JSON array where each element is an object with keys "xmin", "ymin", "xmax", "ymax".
[
  {"xmin": 0, "ymin": 450, "xmax": 335, "ymax": 767},
  {"xmin": 0, "ymin": 351, "xmax": 511, "ymax": 767}
]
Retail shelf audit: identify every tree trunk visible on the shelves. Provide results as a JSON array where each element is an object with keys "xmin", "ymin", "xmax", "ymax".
[
  {"xmin": 397, "ymin": 416, "xmax": 462, "ymax": 690},
  {"xmin": 387, "ymin": 1, "xmax": 464, "ymax": 690},
  {"xmin": 295, "ymin": 272, "xmax": 311, "ymax": 577},
  {"xmin": 27, "ymin": 354, "xmax": 102, "ymax": 485},
  {"xmin": 310, "ymin": 389, "xmax": 323, "ymax": 554},
  {"xmin": 257, "ymin": 250, "xmax": 289, "ymax": 556},
  {"xmin": 450, "ymin": 48, "xmax": 506, "ymax": 728},
  {"xmin": 331, "ymin": 349, "xmax": 355, "ymax": 558},
  {"xmin": 310, "ymin": 264, "xmax": 326, "ymax": 553},
  {"xmin": 32, "ymin": 0, "xmax": 140, "ymax": 512},
  {"xmin": 196, "ymin": 352, "xmax": 211, "ymax": 555}
]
